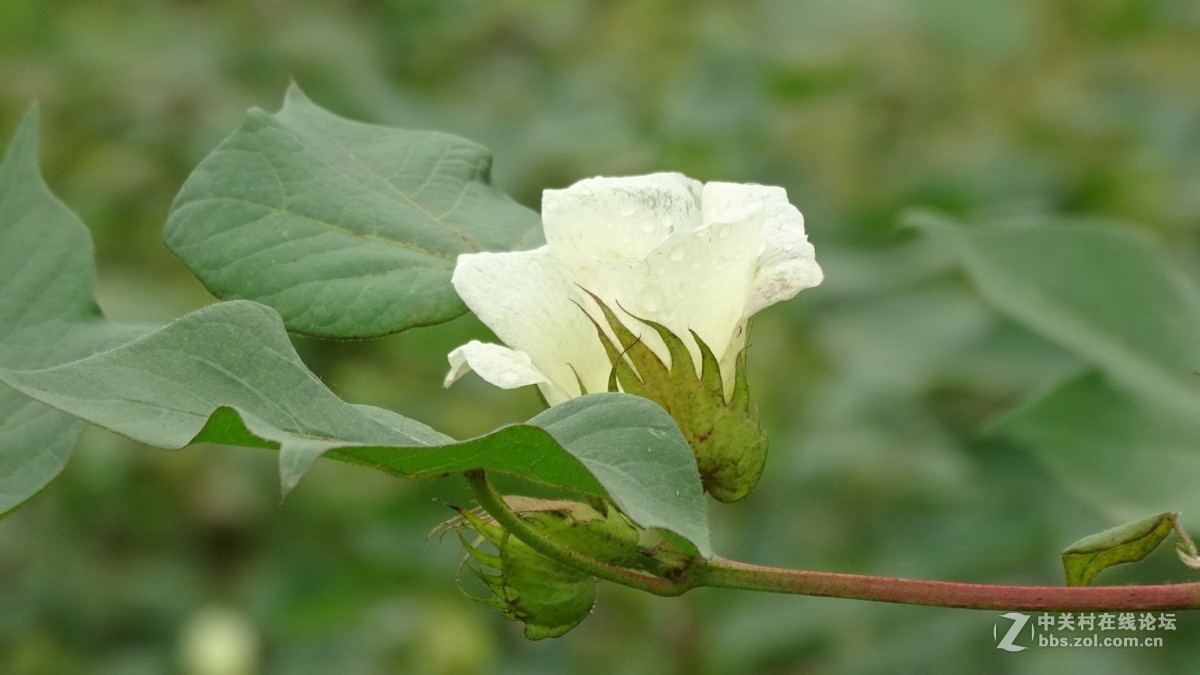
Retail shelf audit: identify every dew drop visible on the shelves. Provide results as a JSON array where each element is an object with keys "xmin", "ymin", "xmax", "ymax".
[
  {"xmin": 619, "ymin": 205, "xmax": 636, "ymax": 217},
  {"xmin": 640, "ymin": 285, "xmax": 666, "ymax": 313},
  {"xmin": 717, "ymin": 225, "xmax": 731, "ymax": 240},
  {"xmin": 641, "ymin": 221, "xmax": 657, "ymax": 233},
  {"xmin": 544, "ymin": 199, "xmax": 559, "ymax": 213},
  {"xmin": 670, "ymin": 248, "xmax": 686, "ymax": 262},
  {"xmin": 715, "ymin": 254, "xmax": 729, "ymax": 269},
  {"xmin": 783, "ymin": 243, "xmax": 795, "ymax": 252}
]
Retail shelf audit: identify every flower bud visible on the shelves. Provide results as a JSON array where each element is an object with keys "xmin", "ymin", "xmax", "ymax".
[{"xmin": 449, "ymin": 497, "xmax": 642, "ymax": 639}]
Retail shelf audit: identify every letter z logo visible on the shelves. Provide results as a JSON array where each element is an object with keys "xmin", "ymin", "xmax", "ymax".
[{"xmin": 994, "ymin": 612, "xmax": 1031, "ymax": 652}]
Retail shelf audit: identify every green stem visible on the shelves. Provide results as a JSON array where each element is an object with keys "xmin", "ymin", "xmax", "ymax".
[{"xmin": 466, "ymin": 470, "xmax": 1200, "ymax": 610}]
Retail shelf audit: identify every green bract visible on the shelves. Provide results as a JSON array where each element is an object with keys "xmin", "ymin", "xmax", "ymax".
[
  {"xmin": 453, "ymin": 497, "xmax": 642, "ymax": 639},
  {"xmin": 585, "ymin": 294, "xmax": 768, "ymax": 503}
]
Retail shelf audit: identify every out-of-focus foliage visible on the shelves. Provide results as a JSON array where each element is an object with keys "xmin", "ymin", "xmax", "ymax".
[{"xmin": 2, "ymin": 0, "xmax": 1200, "ymax": 673}]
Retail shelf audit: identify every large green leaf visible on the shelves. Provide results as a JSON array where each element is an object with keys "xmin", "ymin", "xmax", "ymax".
[
  {"xmin": 0, "ymin": 303, "xmax": 709, "ymax": 554},
  {"xmin": 918, "ymin": 217, "xmax": 1200, "ymax": 416},
  {"xmin": 0, "ymin": 109, "xmax": 710, "ymax": 554},
  {"xmin": 0, "ymin": 110, "xmax": 149, "ymax": 516},
  {"xmin": 164, "ymin": 85, "xmax": 542, "ymax": 338}
]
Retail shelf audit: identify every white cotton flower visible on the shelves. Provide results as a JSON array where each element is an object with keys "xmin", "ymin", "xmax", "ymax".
[{"xmin": 443, "ymin": 172, "xmax": 822, "ymax": 407}]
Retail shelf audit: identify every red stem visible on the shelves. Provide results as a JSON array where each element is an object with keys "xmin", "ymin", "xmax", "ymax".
[{"xmin": 694, "ymin": 557, "xmax": 1200, "ymax": 611}]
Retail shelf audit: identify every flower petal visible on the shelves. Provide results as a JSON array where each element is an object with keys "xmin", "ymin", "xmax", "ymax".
[
  {"xmin": 569, "ymin": 202, "xmax": 762, "ymax": 393},
  {"xmin": 445, "ymin": 340, "xmax": 552, "ymax": 391},
  {"xmin": 702, "ymin": 182, "xmax": 822, "ymax": 317},
  {"xmin": 542, "ymin": 173, "xmax": 703, "ymax": 262},
  {"xmin": 451, "ymin": 248, "xmax": 612, "ymax": 404}
]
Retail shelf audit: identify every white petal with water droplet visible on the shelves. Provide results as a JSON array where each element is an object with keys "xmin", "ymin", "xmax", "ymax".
[
  {"xmin": 702, "ymin": 182, "xmax": 822, "ymax": 317},
  {"xmin": 542, "ymin": 173, "xmax": 702, "ymax": 262},
  {"xmin": 446, "ymin": 173, "xmax": 822, "ymax": 404}
]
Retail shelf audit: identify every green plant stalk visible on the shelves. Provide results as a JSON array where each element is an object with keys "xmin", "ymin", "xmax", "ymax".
[{"xmin": 465, "ymin": 471, "xmax": 1200, "ymax": 610}]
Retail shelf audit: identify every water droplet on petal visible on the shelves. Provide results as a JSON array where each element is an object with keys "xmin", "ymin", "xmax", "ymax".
[
  {"xmin": 640, "ymin": 285, "xmax": 666, "ymax": 314},
  {"xmin": 641, "ymin": 221, "xmax": 656, "ymax": 233},
  {"xmin": 717, "ymin": 225, "xmax": 731, "ymax": 240},
  {"xmin": 783, "ymin": 243, "xmax": 795, "ymax": 252},
  {"xmin": 670, "ymin": 248, "xmax": 686, "ymax": 262},
  {"xmin": 619, "ymin": 205, "xmax": 636, "ymax": 217},
  {"xmin": 544, "ymin": 199, "xmax": 559, "ymax": 212},
  {"xmin": 715, "ymin": 255, "xmax": 729, "ymax": 269}
]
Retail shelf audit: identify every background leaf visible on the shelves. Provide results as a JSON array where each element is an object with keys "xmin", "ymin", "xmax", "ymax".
[
  {"xmin": 998, "ymin": 371, "xmax": 1200, "ymax": 518},
  {"xmin": 917, "ymin": 217, "xmax": 1200, "ymax": 417},
  {"xmin": 1061, "ymin": 512, "xmax": 1176, "ymax": 586},
  {"xmin": 0, "ymin": 110, "xmax": 149, "ymax": 516},
  {"xmin": 920, "ymin": 217, "xmax": 1200, "ymax": 519},
  {"xmin": 163, "ymin": 85, "xmax": 542, "ymax": 338}
]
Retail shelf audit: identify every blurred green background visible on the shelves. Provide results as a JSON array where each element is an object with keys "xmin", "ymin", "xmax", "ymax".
[{"xmin": 3, "ymin": 0, "xmax": 1200, "ymax": 673}]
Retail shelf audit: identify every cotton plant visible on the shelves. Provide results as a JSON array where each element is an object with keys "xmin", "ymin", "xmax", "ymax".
[{"xmin": 2, "ymin": 87, "xmax": 1199, "ymax": 642}]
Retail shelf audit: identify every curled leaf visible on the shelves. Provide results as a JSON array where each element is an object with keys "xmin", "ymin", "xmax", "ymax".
[{"xmin": 1061, "ymin": 512, "xmax": 1177, "ymax": 586}]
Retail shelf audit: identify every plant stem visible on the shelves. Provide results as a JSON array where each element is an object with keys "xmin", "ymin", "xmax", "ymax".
[
  {"xmin": 691, "ymin": 557, "xmax": 1200, "ymax": 611},
  {"xmin": 466, "ymin": 470, "xmax": 1200, "ymax": 610}
]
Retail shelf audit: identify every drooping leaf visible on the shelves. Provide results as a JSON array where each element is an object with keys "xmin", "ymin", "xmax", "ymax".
[
  {"xmin": 1061, "ymin": 512, "xmax": 1177, "ymax": 586},
  {"xmin": 0, "ymin": 109, "xmax": 150, "ymax": 516},
  {"xmin": 916, "ymin": 215, "xmax": 1200, "ymax": 417},
  {"xmin": 0, "ymin": 303, "xmax": 709, "ymax": 554},
  {"xmin": 0, "ymin": 112, "xmax": 710, "ymax": 554},
  {"xmin": 164, "ymin": 85, "xmax": 542, "ymax": 338}
]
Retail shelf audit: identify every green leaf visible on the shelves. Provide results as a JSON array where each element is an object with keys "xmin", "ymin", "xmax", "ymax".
[
  {"xmin": 995, "ymin": 371, "xmax": 1200, "ymax": 517},
  {"xmin": 0, "ymin": 109, "xmax": 149, "ymax": 516},
  {"xmin": 164, "ymin": 85, "xmax": 542, "ymax": 338},
  {"xmin": 916, "ymin": 215, "xmax": 1200, "ymax": 417},
  {"xmin": 1061, "ymin": 512, "xmax": 1177, "ymax": 586},
  {"xmin": 0, "ymin": 110, "xmax": 709, "ymax": 554},
  {"xmin": 1, "ymin": 305, "xmax": 709, "ymax": 552}
]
